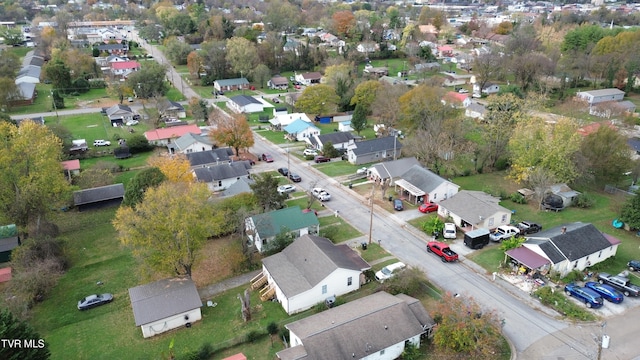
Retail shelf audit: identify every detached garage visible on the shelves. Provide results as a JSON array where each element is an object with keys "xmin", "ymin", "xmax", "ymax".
[
  {"xmin": 129, "ymin": 278, "xmax": 203, "ymax": 338},
  {"xmin": 73, "ymin": 183, "xmax": 125, "ymax": 211}
]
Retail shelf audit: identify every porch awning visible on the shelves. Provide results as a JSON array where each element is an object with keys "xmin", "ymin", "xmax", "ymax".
[
  {"xmin": 394, "ymin": 179, "xmax": 426, "ymax": 197},
  {"xmin": 506, "ymin": 247, "xmax": 550, "ymax": 269}
]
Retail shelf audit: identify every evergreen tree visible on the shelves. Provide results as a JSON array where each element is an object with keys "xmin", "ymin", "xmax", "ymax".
[{"xmin": 0, "ymin": 308, "xmax": 50, "ymax": 360}]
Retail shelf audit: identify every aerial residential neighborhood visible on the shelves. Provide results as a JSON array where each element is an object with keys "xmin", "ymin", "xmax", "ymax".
[{"xmin": 3, "ymin": 0, "xmax": 640, "ymax": 359}]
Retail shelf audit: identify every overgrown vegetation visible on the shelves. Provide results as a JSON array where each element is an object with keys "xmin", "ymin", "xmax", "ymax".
[{"xmin": 533, "ymin": 286, "xmax": 597, "ymax": 321}]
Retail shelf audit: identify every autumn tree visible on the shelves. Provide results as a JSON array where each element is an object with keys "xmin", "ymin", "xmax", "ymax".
[
  {"xmin": 351, "ymin": 80, "xmax": 382, "ymax": 112},
  {"xmin": 253, "ymin": 64, "xmax": 271, "ymax": 89},
  {"xmin": 114, "ymin": 182, "xmax": 216, "ymax": 278},
  {"xmin": 578, "ymin": 124, "xmax": 632, "ymax": 185},
  {"xmin": 187, "ymin": 51, "xmax": 203, "ymax": 79},
  {"xmin": 106, "ymin": 81, "xmax": 131, "ymax": 104},
  {"xmin": 209, "ymin": 112, "xmax": 254, "ymax": 157},
  {"xmin": 148, "ymin": 154, "xmax": 194, "ymax": 183},
  {"xmin": 473, "ymin": 52, "xmax": 501, "ymax": 95},
  {"xmin": 431, "ymin": 293, "xmax": 503, "ymax": 359},
  {"xmin": 351, "ymin": 103, "xmax": 367, "ymax": 135},
  {"xmin": 125, "ymin": 62, "xmax": 168, "ymax": 98},
  {"xmin": 332, "ymin": 10, "xmax": 356, "ymax": 38},
  {"xmin": 398, "ymin": 85, "xmax": 454, "ymax": 133},
  {"xmin": 264, "ymin": 0, "xmax": 300, "ymax": 32},
  {"xmin": 0, "ymin": 121, "xmax": 70, "ymax": 231},
  {"xmin": 226, "ymin": 37, "xmax": 259, "ymax": 78},
  {"xmin": 164, "ymin": 37, "xmax": 192, "ymax": 65},
  {"xmin": 123, "ymin": 167, "xmax": 167, "ymax": 208},
  {"xmin": 0, "ymin": 77, "xmax": 20, "ymax": 111},
  {"xmin": 189, "ymin": 97, "xmax": 208, "ymax": 122},
  {"xmin": 478, "ymin": 93, "xmax": 527, "ymax": 169},
  {"xmin": 249, "ymin": 173, "xmax": 288, "ymax": 211},
  {"xmin": 295, "ymin": 84, "xmax": 339, "ymax": 115},
  {"xmin": 73, "ymin": 164, "xmax": 115, "ymax": 189},
  {"xmin": 324, "ymin": 63, "xmax": 355, "ymax": 112},
  {"xmin": 371, "ymin": 83, "xmax": 408, "ymax": 135},
  {"xmin": 508, "ymin": 117, "xmax": 582, "ymax": 184}
]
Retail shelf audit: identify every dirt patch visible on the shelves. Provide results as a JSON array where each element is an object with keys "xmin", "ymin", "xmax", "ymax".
[
  {"xmin": 77, "ymin": 98, "xmax": 120, "ymax": 109},
  {"xmin": 191, "ymin": 235, "xmax": 247, "ymax": 288}
]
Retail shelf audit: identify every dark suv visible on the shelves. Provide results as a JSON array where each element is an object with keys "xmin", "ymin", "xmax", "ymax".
[
  {"xmin": 314, "ymin": 156, "xmax": 331, "ymax": 163},
  {"xmin": 628, "ymin": 260, "xmax": 640, "ymax": 272}
]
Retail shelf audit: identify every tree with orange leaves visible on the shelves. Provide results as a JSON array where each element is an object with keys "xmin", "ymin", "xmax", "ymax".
[
  {"xmin": 148, "ymin": 154, "xmax": 194, "ymax": 183},
  {"xmin": 209, "ymin": 110, "xmax": 254, "ymax": 157},
  {"xmin": 332, "ymin": 10, "xmax": 355, "ymax": 38}
]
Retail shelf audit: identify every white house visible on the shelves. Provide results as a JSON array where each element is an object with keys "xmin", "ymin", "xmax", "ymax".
[
  {"xmin": 283, "ymin": 119, "xmax": 320, "ymax": 141},
  {"xmin": 128, "ymin": 278, "xmax": 202, "ymax": 338},
  {"xmin": 576, "ymin": 88, "xmax": 625, "ymax": 105},
  {"xmin": 269, "ymin": 112, "xmax": 312, "ymax": 130},
  {"xmin": 438, "ymin": 190, "xmax": 512, "ymax": 230},
  {"xmin": 473, "ymin": 82, "xmax": 500, "ymax": 96},
  {"xmin": 251, "ymin": 234, "xmax": 370, "ymax": 314},
  {"xmin": 356, "ymin": 42, "xmax": 378, "ymax": 54},
  {"xmin": 168, "ymin": 132, "xmax": 214, "ymax": 154},
  {"xmin": 294, "ymin": 72, "xmax": 322, "ymax": 86},
  {"xmin": 276, "ymin": 292, "xmax": 434, "ymax": 360},
  {"xmin": 305, "ymin": 131, "xmax": 355, "ymax": 151},
  {"xmin": 144, "ymin": 124, "xmax": 202, "ymax": 146},
  {"xmin": 443, "ymin": 91, "xmax": 471, "ymax": 108},
  {"xmin": 245, "ymin": 206, "xmax": 320, "ymax": 253},
  {"xmin": 394, "ymin": 164, "xmax": 460, "ymax": 204},
  {"xmin": 465, "ymin": 102, "xmax": 487, "ymax": 120},
  {"xmin": 228, "ymin": 95, "xmax": 264, "ymax": 113},
  {"xmin": 506, "ymin": 222, "xmax": 620, "ymax": 277},
  {"xmin": 192, "ymin": 161, "xmax": 252, "ymax": 191},
  {"xmin": 346, "ymin": 136, "xmax": 402, "ymax": 165},
  {"xmin": 185, "ymin": 147, "xmax": 234, "ymax": 168},
  {"xmin": 15, "ymin": 65, "xmax": 41, "ymax": 84}
]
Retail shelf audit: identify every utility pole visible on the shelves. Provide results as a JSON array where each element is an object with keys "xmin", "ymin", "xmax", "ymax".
[
  {"xmin": 368, "ymin": 182, "xmax": 375, "ymax": 244},
  {"xmin": 50, "ymin": 89, "xmax": 59, "ymax": 123}
]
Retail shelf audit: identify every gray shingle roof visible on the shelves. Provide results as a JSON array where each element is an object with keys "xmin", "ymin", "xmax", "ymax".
[
  {"xmin": 527, "ymin": 222, "xmax": 614, "ymax": 263},
  {"xmin": 73, "ymin": 183, "xmax": 125, "ymax": 206},
  {"xmin": 351, "ymin": 136, "xmax": 402, "ymax": 155},
  {"xmin": 106, "ymin": 104, "xmax": 133, "ymax": 117},
  {"xmin": 215, "ymin": 78, "xmax": 249, "ymax": 87},
  {"xmin": 22, "ymin": 55, "xmax": 44, "ymax": 67},
  {"xmin": 315, "ymin": 132, "xmax": 354, "ymax": 147},
  {"xmin": 230, "ymin": 95, "xmax": 262, "ymax": 106},
  {"xmin": 128, "ymin": 278, "xmax": 202, "ymax": 326},
  {"xmin": 370, "ymin": 157, "xmax": 421, "ymax": 180},
  {"xmin": 438, "ymin": 190, "xmax": 508, "ymax": 223},
  {"xmin": 192, "ymin": 161, "xmax": 251, "ymax": 182},
  {"xmin": 250, "ymin": 207, "xmax": 319, "ymax": 240},
  {"xmin": 399, "ymin": 164, "xmax": 456, "ymax": 193},
  {"xmin": 278, "ymin": 292, "xmax": 433, "ymax": 360},
  {"xmin": 173, "ymin": 132, "xmax": 213, "ymax": 151},
  {"xmin": 186, "ymin": 148, "xmax": 234, "ymax": 167},
  {"xmin": 0, "ymin": 237, "xmax": 20, "ymax": 253},
  {"xmin": 17, "ymin": 65, "xmax": 41, "ymax": 79},
  {"xmin": 262, "ymin": 234, "xmax": 369, "ymax": 298},
  {"xmin": 16, "ymin": 82, "xmax": 36, "ymax": 100},
  {"xmin": 222, "ymin": 177, "xmax": 255, "ymax": 197}
]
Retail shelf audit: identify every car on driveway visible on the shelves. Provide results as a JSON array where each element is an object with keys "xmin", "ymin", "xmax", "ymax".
[
  {"xmin": 489, "ymin": 225, "xmax": 520, "ymax": 242},
  {"xmin": 78, "ymin": 293, "xmax": 113, "ymax": 310},
  {"xmin": 585, "ymin": 281, "xmax": 624, "ymax": 303},
  {"xmin": 628, "ymin": 260, "xmax": 640, "ymax": 272},
  {"xmin": 443, "ymin": 223, "xmax": 457, "ymax": 239},
  {"xmin": 261, "ymin": 153, "xmax": 274, "ymax": 162},
  {"xmin": 314, "ymin": 156, "xmax": 330, "ymax": 163},
  {"xmin": 393, "ymin": 199, "xmax": 404, "ymax": 211},
  {"xmin": 93, "ymin": 139, "xmax": 111, "ymax": 146},
  {"xmin": 125, "ymin": 120, "xmax": 139, "ymax": 126},
  {"xmin": 418, "ymin": 202, "xmax": 438, "ymax": 213},
  {"xmin": 311, "ymin": 188, "xmax": 331, "ymax": 201},
  {"xmin": 303, "ymin": 149, "xmax": 318, "ymax": 156},
  {"xmin": 277, "ymin": 184, "xmax": 296, "ymax": 195},
  {"xmin": 289, "ymin": 173, "xmax": 302, "ymax": 182},
  {"xmin": 515, "ymin": 221, "xmax": 542, "ymax": 234},
  {"xmin": 356, "ymin": 167, "xmax": 368, "ymax": 175},
  {"xmin": 375, "ymin": 262, "xmax": 406, "ymax": 282},
  {"xmin": 277, "ymin": 167, "xmax": 289, "ymax": 176},
  {"xmin": 564, "ymin": 283, "xmax": 604, "ymax": 308}
]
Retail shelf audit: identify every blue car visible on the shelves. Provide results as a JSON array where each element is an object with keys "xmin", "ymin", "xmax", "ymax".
[
  {"xmin": 564, "ymin": 283, "xmax": 604, "ymax": 308},
  {"xmin": 585, "ymin": 281, "xmax": 624, "ymax": 304}
]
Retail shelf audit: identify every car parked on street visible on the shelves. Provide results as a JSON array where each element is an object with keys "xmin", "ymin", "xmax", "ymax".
[
  {"xmin": 277, "ymin": 184, "xmax": 296, "ymax": 195},
  {"xmin": 78, "ymin": 293, "xmax": 114, "ymax": 310},
  {"xmin": 277, "ymin": 168, "xmax": 289, "ymax": 176},
  {"xmin": 314, "ymin": 156, "xmax": 330, "ymax": 163},
  {"xmin": 375, "ymin": 262, "xmax": 406, "ymax": 282},
  {"xmin": 393, "ymin": 199, "xmax": 404, "ymax": 211},
  {"xmin": 564, "ymin": 283, "xmax": 604, "ymax": 308},
  {"xmin": 585, "ymin": 281, "xmax": 624, "ymax": 303},
  {"xmin": 289, "ymin": 173, "xmax": 302, "ymax": 182},
  {"xmin": 93, "ymin": 139, "xmax": 111, "ymax": 146},
  {"xmin": 418, "ymin": 202, "xmax": 438, "ymax": 213},
  {"xmin": 303, "ymin": 149, "xmax": 318, "ymax": 156},
  {"xmin": 628, "ymin": 260, "xmax": 640, "ymax": 272},
  {"xmin": 443, "ymin": 223, "xmax": 457, "ymax": 239},
  {"xmin": 261, "ymin": 153, "xmax": 274, "ymax": 162},
  {"xmin": 311, "ymin": 188, "xmax": 331, "ymax": 201}
]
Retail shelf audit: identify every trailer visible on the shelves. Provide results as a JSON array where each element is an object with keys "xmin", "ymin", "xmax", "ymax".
[{"xmin": 464, "ymin": 228, "xmax": 490, "ymax": 249}]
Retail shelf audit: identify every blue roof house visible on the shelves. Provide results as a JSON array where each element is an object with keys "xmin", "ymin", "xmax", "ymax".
[{"xmin": 284, "ymin": 119, "xmax": 320, "ymax": 141}]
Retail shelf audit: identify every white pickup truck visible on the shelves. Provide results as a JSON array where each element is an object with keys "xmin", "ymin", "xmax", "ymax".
[{"xmin": 489, "ymin": 225, "xmax": 520, "ymax": 242}]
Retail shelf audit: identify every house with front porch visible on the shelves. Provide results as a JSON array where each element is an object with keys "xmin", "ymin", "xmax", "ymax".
[
  {"xmin": 295, "ymin": 72, "xmax": 322, "ymax": 86},
  {"xmin": 168, "ymin": 132, "xmax": 214, "ymax": 154},
  {"xmin": 394, "ymin": 165, "xmax": 460, "ymax": 204},
  {"xmin": 284, "ymin": 119, "xmax": 320, "ymax": 141},
  {"xmin": 437, "ymin": 190, "xmax": 511, "ymax": 230},
  {"xmin": 110, "ymin": 60, "xmax": 140, "ymax": 78},
  {"xmin": 268, "ymin": 76, "xmax": 289, "ymax": 90},
  {"xmin": 214, "ymin": 78, "xmax": 250, "ymax": 92},
  {"xmin": 144, "ymin": 124, "xmax": 202, "ymax": 146},
  {"xmin": 473, "ymin": 82, "xmax": 500, "ymax": 96},
  {"xmin": 269, "ymin": 113, "xmax": 312, "ymax": 131},
  {"xmin": 245, "ymin": 207, "xmax": 319, "ymax": 253},
  {"xmin": 368, "ymin": 157, "xmax": 421, "ymax": 184},
  {"xmin": 506, "ymin": 222, "xmax": 621, "ymax": 277},
  {"xmin": 251, "ymin": 234, "xmax": 370, "ymax": 314}
]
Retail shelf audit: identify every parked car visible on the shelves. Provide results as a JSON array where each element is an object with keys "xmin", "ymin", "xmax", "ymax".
[
  {"xmin": 564, "ymin": 283, "xmax": 604, "ymax": 308},
  {"xmin": 628, "ymin": 260, "xmax": 640, "ymax": 272},
  {"xmin": 277, "ymin": 184, "xmax": 296, "ymax": 195},
  {"xmin": 426, "ymin": 241, "xmax": 459, "ymax": 262},
  {"xmin": 375, "ymin": 262, "xmax": 406, "ymax": 282},
  {"xmin": 443, "ymin": 223, "xmax": 457, "ymax": 239},
  {"xmin": 489, "ymin": 225, "xmax": 520, "ymax": 242},
  {"xmin": 418, "ymin": 202, "xmax": 438, "ymax": 213},
  {"xmin": 93, "ymin": 139, "xmax": 111, "ymax": 146},
  {"xmin": 585, "ymin": 281, "xmax": 624, "ymax": 303},
  {"xmin": 272, "ymin": 97, "xmax": 280, "ymax": 103},
  {"xmin": 289, "ymin": 173, "xmax": 302, "ymax": 182},
  {"xmin": 125, "ymin": 120, "xmax": 139, "ymax": 126},
  {"xmin": 127, "ymin": 97, "xmax": 134, "ymax": 102},
  {"xmin": 393, "ymin": 199, "xmax": 404, "ymax": 211},
  {"xmin": 515, "ymin": 221, "xmax": 542, "ymax": 235},
  {"xmin": 356, "ymin": 167, "xmax": 368, "ymax": 175},
  {"xmin": 303, "ymin": 149, "xmax": 318, "ymax": 156},
  {"xmin": 277, "ymin": 168, "xmax": 289, "ymax": 176},
  {"xmin": 261, "ymin": 153, "xmax": 274, "ymax": 162},
  {"xmin": 78, "ymin": 293, "xmax": 114, "ymax": 310},
  {"xmin": 458, "ymin": 89, "xmax": 469, "ymax": 94},
  {"xmin": 314, "ymin": 156, "xmax": 331, "ymax": 163},
  {"xmin": 311, "ymin": 188, "xmax": 331, "ymax": 201}
]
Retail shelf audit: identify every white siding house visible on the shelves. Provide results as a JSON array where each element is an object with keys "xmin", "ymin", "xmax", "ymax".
[{"xmin": 438, "ymin": 190, "xmax": 511, "ymax": 230}]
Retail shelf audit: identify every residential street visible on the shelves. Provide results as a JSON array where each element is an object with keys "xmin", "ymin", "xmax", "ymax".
[{"xmin": 12, "ymin": 32, "xmax": 640, "ymax": 359}]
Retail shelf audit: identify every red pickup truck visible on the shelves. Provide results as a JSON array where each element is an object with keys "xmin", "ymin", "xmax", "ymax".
[{"xmin": 427, "ymin": 241, "xmax": 459, "ymax": 262}]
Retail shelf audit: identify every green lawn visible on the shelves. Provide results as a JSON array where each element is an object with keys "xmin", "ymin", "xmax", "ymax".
[{"xmin": 9, "ymin": 85, "xmax": 113, "ymax": 116}]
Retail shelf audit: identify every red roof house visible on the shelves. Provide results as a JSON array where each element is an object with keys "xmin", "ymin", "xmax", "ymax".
[
  {"xmin": 144, "ymin": 125, "xmax": 202, "ymax": 146},
  {"xmin": 61, "ymin": 159, "xmax": 81, "ymax": 181},
  {"xmin": 443, "ymin": 91, "xmax": 470, "ymax": 108},
  {"xmin": 111, "ymin": 61, "xmax": 141, "ymax": 77}
]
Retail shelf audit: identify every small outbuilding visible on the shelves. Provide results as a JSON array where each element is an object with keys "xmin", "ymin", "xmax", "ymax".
[
  {"xmin": 0, "ymin": 224, "xmax": 20, "ymax": 263},
  {"xmin": 73, "ymin": 183, "xmax": 125, "ymax": 211},
  {"xmin": 128, "ymin": 277, "xmax": 202, "ymax": 338}
]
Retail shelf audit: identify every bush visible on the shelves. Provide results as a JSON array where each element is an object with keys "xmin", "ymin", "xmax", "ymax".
[
  {"xmin": 533, "ymin": 286, "xmax": 596, "ymax": 321},
  {"xmin": 561, "ymin": 269, "xmax": 584, "ymax": 284},
  {"xmin": 573, "ymin": 193, "xmax": 594, "ymax": 208},
  {"xmin": 181, "ymin": 342, "xmax": 213, "ymax": 360},
  {"xmin": 510, "ymin": 192, "xmax": 527, "ymax": 204},
  {"xmin": 380, "ymin": 268, "xmax": 427, "ymax": 297},
  {"xmin": 126, "ymin": 134, "xmax": 153, "ymax": 154},
  {"xmin": 494, "ymin": 157, "xmax": 510, "ymax": 171}
]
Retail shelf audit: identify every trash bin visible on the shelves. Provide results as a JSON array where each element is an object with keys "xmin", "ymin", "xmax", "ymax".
[
  {"xmin": 388, "ymin": 196, "xmax": 393, "ymax": 201},
  {"xmin": 361, "ymin": 242, "xmax": 367, "ymax": 250},
  {"xmin": 349, "ymin": 183, "xmax": 353, "ymax": 189}
]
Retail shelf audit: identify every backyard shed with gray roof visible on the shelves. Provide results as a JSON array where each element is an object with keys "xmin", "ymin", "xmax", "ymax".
[
  {"xmin": 437, "ymin": 190, "xmax": 511, "ymax": 230},
  {"xmin": 255, "ymin": 234, "xmax": 370, "ymax": 314},
  {"xmin": 73, "ymin": 183, "xmax": 125, "ymax": 211},
  {"xmin": 276, "ymin": 291, "xmax": 434, "ymax": 360},
  {"xmin": 128, "ymin": 277, "xmax": 202, "ymax": 338}
]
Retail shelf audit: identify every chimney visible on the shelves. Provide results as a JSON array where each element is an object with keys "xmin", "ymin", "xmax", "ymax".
[{"xmin": 561, "ymin": 226, "xmax": 567, "ymax": 234}]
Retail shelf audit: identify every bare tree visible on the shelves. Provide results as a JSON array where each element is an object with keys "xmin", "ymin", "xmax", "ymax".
[
  {"xmin": 238, "ymin": 288, "xmax": 251, "ymax": 322},
  {"xmin": 526, "ymin": 167, "xmax": 557, "ymax": 210}
]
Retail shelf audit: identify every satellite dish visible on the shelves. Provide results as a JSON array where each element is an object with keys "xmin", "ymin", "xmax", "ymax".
[{"xmin": 470, "ymin": 76, "xmax": 476, "ymax": 84}]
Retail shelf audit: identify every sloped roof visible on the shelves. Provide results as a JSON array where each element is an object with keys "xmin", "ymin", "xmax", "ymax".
[
  {"xmin": 16, "ymin": 82, "xmax": 36, "ymax": 100},
  {"xmin": 61, "ymin": 159, "xmax": 80, "ymax": 171},
  {"xmin": 22, "ymin": 55, "xmax": 44, "ymax": 67},
  {"xmin": 128, "ymin": 278, "xmax": 202, "ymax": 326},
  {"xmin": 251, "ymin": 206, "xmax": 319, "ymax": 241},
  {"xmin": 351, "ymin": 136, "xmax": 402, "ymax": 155},
  {"xmin": 270, "ymin": 76, "xmax": 288, "ymax": 86},
  {"xmin": 284, "ymin": 119, "xmax": 319, "ymax": 134},
  {"xmin": 506, "ymin": 246, "xmax": 551, "ymax": 269},
  {"xmin": 215, "ymin": 78, "xmax": 249, "ymax": 87},
  {"xmin": 466, "ymin": 102, "xmax": 487, "ymax": 114},
  {"xmin": 186, "ymin": 147, "xmax": 234, "ymax": 167},
  {"xmin": 527, "ymin": 222, "xmax": 617, "ymax": 263},
  {"xmin": 98, "ymin": 43, "xmax": 127, "ymax": 50},
  {"xmin": 173, "ymin": 132, "xmax": 213, "ymax": 151},
  {"xmin": 300, "ymin": 72, "xmax": 322, "ymax": 80},
  {"xmin": 106, "ymin": 104, "xmax": 133, "ymax": 117},
  {"xmin": 371, "ymin": 157, "xmax": 421, "ymax": 180},
  {"xmin": 17, "ymin": 65, "xmax": 41, "ymax": 79},
  {"xmin": 315, "ymin": 131, "xmax": 354, "ymax": 146},
  {"xmin": 578, "ymin": 88, "xmax": 625, "ymax": 98},
  {"xmin": 438, "ymin": 190, "xmax": 508, "ymax": 224},
  {"xmin": 73, "ymin": 183, "xmax": 125, "ymax": 206},
  {"xmin": 547, "ymin": 183, "xmax": 580, "ymax": 199},
  {"xmin": 277, "ymin": 292, "xmax": 432, "ymax": 360},
  {"xmin": 399, "ymin": 164, "xmax": 458, "ymax": 193},
  {"xmin": 192, "ymin": 161, "xmax": 251, "ymax": 182},
  {"xmin": 144, "ymin": 125, "xmax": 201, "ymax": 141},
  {"xmin": 158, "ymin": 99, "xmax": 185, "ymax": 112},
  {"xmin": 222, "ymin": 177, "xmax": 255, "ymax": 197},
  {"xmin": 230, "ymin": 95, "xmax": 262, "ymax": 106},
  {"xmin": 444, "ymin": 91, "xmax": 469, "ymax": 103},
  {"xmin": 262, "ymin": 234, "xmax": 369, "ymax": 298},
  {"xmin": 111, "ymin": 61, "xmax": 140, "ymax": 70}
]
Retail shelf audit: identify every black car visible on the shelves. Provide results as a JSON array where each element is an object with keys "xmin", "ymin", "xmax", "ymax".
[
  {"xmin": 314, "ymin": 156, "xmax": 331, "ymax": 163},
  {"xmin": 289, "ymin": 173, "xmax": 302, "ymax": 182},
  {"xmin": 78, "ymin": 293, "xmax": 113, "ymax": 310},
  {"xmin": 394, "ymin": 199, "xmax": 404, "ymax": 211},
  {"xmin": 277, "ymin": 167, "xmax": 289, "ymax": 176},
  {"xmin": 629, "ymin": 260, "xmax": 640, "ymax": 272},
  {"xmin": 516, "ymin": 221, "xmax": 542, "ymax": 234}
]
